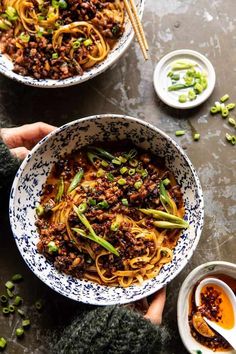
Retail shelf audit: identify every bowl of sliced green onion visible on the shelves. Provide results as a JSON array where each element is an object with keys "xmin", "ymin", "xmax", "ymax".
[{"xmin": 153, "ymin": 49, "xmax": 216, "ymax": 109}]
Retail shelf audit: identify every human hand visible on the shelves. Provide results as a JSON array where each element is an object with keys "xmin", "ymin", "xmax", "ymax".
[
  {"xmin": 0, "ymin": 122, "xmax": 56, "ymax": 159},
  {"xmin": 144, "ymin": 287, "xmax": 166, "ymax": 325}
]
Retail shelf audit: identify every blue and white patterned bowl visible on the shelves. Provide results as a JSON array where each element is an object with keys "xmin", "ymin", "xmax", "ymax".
[
  {"xmin": 0, "ymin": 1, "xmax": 144, "ymax": 88},
  {"xmin": 9, "ymin": 114, "xmax": 204, "ymax": 305}
]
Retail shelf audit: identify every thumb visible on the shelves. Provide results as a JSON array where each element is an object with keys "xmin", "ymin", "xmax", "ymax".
[
  {"xmin": 144, "ymin": 287, "xmax": 166, "ymax": 325},
  {"xmin": 10, "ymin": 147, "xmax": 29, "ymax": 160}
]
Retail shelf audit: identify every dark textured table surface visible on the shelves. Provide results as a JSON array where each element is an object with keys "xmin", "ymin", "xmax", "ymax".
[{"xmin": 0, "ymin": 0, "xmax": 236, "ymax": 353}]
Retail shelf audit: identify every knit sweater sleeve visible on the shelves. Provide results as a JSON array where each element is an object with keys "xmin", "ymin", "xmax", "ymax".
[
  {"xmin": 0, "ymin": 140, "xmax": 20, "ymax": 190},
  {"xmin": 52, "ymin": 306, "xmax": 162, "ymax": 354}
]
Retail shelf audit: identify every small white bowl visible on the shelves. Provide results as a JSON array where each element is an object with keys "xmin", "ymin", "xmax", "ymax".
[
  {"xmin": 153, "ymin": 49, "xmax": 216, "ymax": 109},
  {"xmin": 177, "ymin": 261, "xmax": 236, "ymax": 354}
]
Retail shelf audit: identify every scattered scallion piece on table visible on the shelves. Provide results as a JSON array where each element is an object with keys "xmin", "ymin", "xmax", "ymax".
[
  {"xmin": 15, "ymin": 327, "xmax": 24, "ymax": 337},
  {"xmin": 220, "ymin": 94, "xmax": 230, "ymax": 103},
  {"xmin": 5, "ymin": 281, "xmax": 14, "ymax": 291},
  {"xmin": 0, "ymin": 295, "xmax": 8, "ymax": 304},
  {"xmin": 226, "ymin": 103, "xmax": 235, "ymax": 110},
  {"xmin": 13, "ymin": 296, "xmax": 23, "ymax": 306},
  {"xmin": 17, "ymin": 309, "xmax": 25, "ymax": 317},
  {"xmin": 228, "ymin": 117, "xmax": 236, "ymax": 127},
  {"xmin": 210, "ymin": 106, "xmax": 218, "ymax": 114},
  {"xmin": 12, "ymin": 274, "xmax": 23, "ymax": 282},
  {"xmin": 22, "ymin": 319, "xmax": 31, "ymax": 328},
  {"xmin": 175, "ymin": 130, "xmax": 185, "ymax": 137},
  {"xmin": 221, "ymin": 108, "xmax": 229, "ymax": 118},
  {"xmin": 194, "ymin": 133, "xmax": 200, "ymax": 141},
  {"xmin": 8, "ymin": 305, "xmax": 15, "ymax": 313},
  {"xmin": 2, "ymin": 307, "xmax": 9, "ymax": 315},
  {"xmin": 35, "ymin": 300, "xmax": 43, "ymax": 311},
  {"xmin": 0, "ymin": 338, "xmax": 7, "ymax": 350}
]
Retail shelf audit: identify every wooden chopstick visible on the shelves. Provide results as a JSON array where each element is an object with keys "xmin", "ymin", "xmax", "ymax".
[{"xmin": 123, "ymin": 0, "xmax": 149, "ymax": 60}]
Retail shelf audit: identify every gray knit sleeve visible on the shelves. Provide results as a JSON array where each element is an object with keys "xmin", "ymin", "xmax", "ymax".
[
  {"xmin": 52, "ymin": 306, "xmax": 162, "ymax": 354},
  {"xmin": 0, "ymin": 139, "xmax": 20, "ymax": 190}
]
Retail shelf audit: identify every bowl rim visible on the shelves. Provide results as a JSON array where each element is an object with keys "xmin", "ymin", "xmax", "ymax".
[
  {"xmin": 9, "ymin": 114, "xmax": 205, "ymax": 304},
  {"xmin": 177, "ymin": 261, "xmax": 236, "ymax": 354}
]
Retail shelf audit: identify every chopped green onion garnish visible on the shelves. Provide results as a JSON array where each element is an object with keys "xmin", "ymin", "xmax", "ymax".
[
  {"xmin": 175, "ymin": 130, "xmax": 185, "ymax": 137},
  {"xmin": 7, "ymin": 289, "xmax": 14, "ymax": 298},
  {"xmin": 13, "ymin": 296, "xmax": 23, "ymax": 306},
  {"xmin": 129, "ymin": 159, "xmax": 138, "ymax": 167},
  {"xmin": 110, "ymin": 221, "xmax": 120, "ymax": 231},
  {"xmin": 5, "ymin": 6, "xmax": 18, "ymax": 21},
  {"xmin": 55, "ymin": 177, "xmax": 64, "ymax": 202},
  {"xmin": 121, "ymin": 198, "xmax": 129, "ymax": 206},
  {"xmin": 77, "ymin": 202, "xmax": 87, "ymax": 213},
  {"xmin": 2, "ymin": 307, "xmax": 9, "ymax": 315},
  {"xmin": 96, "ymin": 168, "xmax": 105, "ymax": 177},
  {"xmin": 128, "ymin": 168, "xmax": 136, "ymax": 176},
  {"xmin": 83, "ymin": 38, "xmax": 93, "ymax": 46},
  {"xmin": 88, "ymin": 146, "xmax": 115, "ymax": 161},
  {"xmin": 68, "ymin": 169, "xmax": 84, "ymax": 193},
  {"xmin": 101, "ymin": 160, "xmax": 109, "ymax": 167},
  {"xmin": 22, "ymin": 319, "xmax": 30, "ymax": 328},
  {"xmin": 162, "ymin": 178, "xmax": 170, "ymax": 186},
  {"xmin": 118, "ymin": 178, "xmax": 126, "ymax": 185},
  {"xmin": 12, "ymin": 273, "xmax": 23, "ymax": 282},
  {"xmin": 179, "ymin": 94, "xmax": 187, "ymax": 103},
  {"xmin": 226, "ymin": 103, "xmax": 235, "ymax": 110},
  {"xmin": 0, "ymin": 337, "xmax": 7, "ymax": 349},
  {"xmin": 9, "ymin": 305, "xmax": 15, "ymax": 313},
  {"xmin": 72, "ymin": 38, "xmax": 84, "ymax": 49},
  {"xmin": 47, "ymin": 241, "xmax": 58, "ymax": 254},
  {"xmin": 97, "ymin": 200, "xmax": 109, "ymax": 209},
  {"xmin": 134, "ymin": 181, "xmax": 143, "ymax": 190},
  {"xmin": 52, "ymin": 53, "xmax": 58, "ymax": 59},
  {"xmin": 17, "ymin": 309, "xmax": 25, "ymax": 317},
  {"xmin": 139, "ymin": 208, "xmax": 189, "ymax": 228},
  {"xmin": 88, "ymin": 198, "xmax": 96, "ymax": 206},
  {"xmin": 210, "ymin": 106, "xmax": 218, "ymax": 114},
  {"xmin": 36, "ymin": 204, "xmax": 44, "ymax": 216},
  {"xmin": 220, "ymin": 94, "xmax": 230, "ymax": 103},
  {"xmin": 5, "ymin": 281, "xmax": 14, "ymax": 290},
  {"xmin": 228, "ymin": 117, "xmax": 236, "ymax": 126},
  {"xmin": 222, "ymin": 108, "xmax": 229, "ymax": 118},
  {"xmin": 58, "ymin": 0, "xmax": 67, "ymax": 8},
  {"xmin": 0, "ymin": 295, "xmax": 8, "ymax": 304},
  {"xmin": 118, "ymin": 156, "xmax": 127, "ymax": 163},
  {"xmin": 120, "ymin": 166, "xmax": 128, "ymax": 174},
  {"xmin": 194, "ymin": 133, "xmax": 200, "ymax": 141},
  {"xmin": 19, "ymin": 32, "xmax": 30, "ymax": 43},
  {"xmin": 112, "ymin": 158, "xmax": 121, "ymax": 165},
  {"xmin": 15, "ymin": 327, "xmax": 24, "ymax": 337},
  {"xmin": 107, "ymin": 172, "xmax": 114, "ymax": 182}
]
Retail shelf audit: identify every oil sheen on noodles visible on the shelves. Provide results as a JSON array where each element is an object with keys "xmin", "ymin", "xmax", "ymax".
[
  {"xmin": 36, "ymin": 143, "xmax": 189, "ymax": 288},
  {"xmin": 0, "ymin": 0, "xmax": 124, "ymax": 79}
]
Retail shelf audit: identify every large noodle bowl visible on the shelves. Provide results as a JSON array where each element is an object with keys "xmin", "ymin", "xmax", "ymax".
[
  {"xmin": 36, "ymin": 142, "xmax": 189, "ymax": 288},
  {"xmin": 0, "ymin": 0, "xmax": 124, "ymax": 79}
]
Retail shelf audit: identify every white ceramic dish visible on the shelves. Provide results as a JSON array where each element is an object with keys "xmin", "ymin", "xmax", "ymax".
[
  {"xmin": 177, "ymin": 261, "xmax": 236, "ymax": 354},
  {"xmin": 0, "ymin": 0, "xmax": 144, "ymax": 88},
  {"xmin": 153, "ymin": 49, "xmax": 216, "ymax": 109},
  {"xmin": 9, "ymin": 114, "xmax": 204, "ymax": 305}
]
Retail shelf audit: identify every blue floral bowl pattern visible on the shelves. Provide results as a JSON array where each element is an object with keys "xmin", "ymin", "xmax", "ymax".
[
  {"xmin": 0, "ymin": 1, "xmax": 144, "ymax": 88},
  {"xmin": 9, "ymin": 115, "xmax": 204, "ymax": 305}
]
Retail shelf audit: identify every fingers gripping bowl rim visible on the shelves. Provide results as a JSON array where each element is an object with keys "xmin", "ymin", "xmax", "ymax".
[
  {"xmin": 0, "ymin": 0, "xmax": 144, "ymax": 88},
  {"xmin": 9, "ymin": 114, "xmax": 204, "ymax": 305}
]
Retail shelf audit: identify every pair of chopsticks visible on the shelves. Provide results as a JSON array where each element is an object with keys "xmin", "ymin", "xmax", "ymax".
[{"xmin": 124, "ymin": 0, "xmax": 149, "ymax": 60}]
